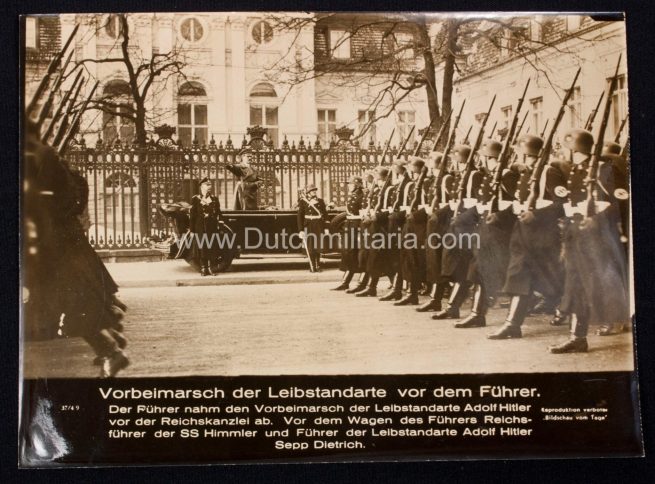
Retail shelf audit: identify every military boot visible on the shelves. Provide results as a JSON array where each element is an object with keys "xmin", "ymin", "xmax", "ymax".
[
  {"xmin": 455, "ymin": 284, "xmax": 487, "ymax": 328},
  {"xmin": 332, "ymin": 271, "xmax": 354, "ymax": 291},
  {"xmin": 355, "ymin": 276, "xmax": 379, "ymax": 297},
  {"xmin": 550, "ymin": 308, "xmax": 570, "ymax": 326},
  {"xmin": 549, "ymin": 314, "xmax": 589, "ymax": 353},
  {"xmin": 346, "ymin": 273, "xmax": 369, "ymax": 294},
  {"xmin": 416, "ymin": 283, "xmax": 444, "ymax": 312},
  {"xmin": 379, "ymin": 274, "xmax": 403, "ymax": 301},
  {"xmin": 432, "ymin": 282, "xmax": 469, "ymax": 319},
  {"xmin": 394, "ymin": 281, "xmax": 419, "ymax": 306},
  {"xmin": 487, "ymin": 295, "xmax": 529, "ymax": 339}
]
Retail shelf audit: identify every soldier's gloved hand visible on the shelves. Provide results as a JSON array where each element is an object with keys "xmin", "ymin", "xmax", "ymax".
[
  {"xmin": 519, "ymin": 210, "xmax": 535, "ymax": 224},
  {"xmin": 298, "ymin": 231, "xmax": 306, "ymax": 240}
]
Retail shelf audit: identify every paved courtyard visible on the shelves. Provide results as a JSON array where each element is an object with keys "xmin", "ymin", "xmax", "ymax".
[{"xmin": 23, "ymin": 271, "xmax": 635, "ymax": 378}]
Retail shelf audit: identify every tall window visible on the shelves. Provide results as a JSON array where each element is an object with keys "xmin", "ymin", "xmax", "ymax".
[
  {"xmin": 102, "ymin": 80, "xmax": 135, "ymax": 145},
  {"xmin": 180, "ymin": 18, "xmax": 204, "ymax": 42},
  {"xmin": 25, "ymin": 17, "xmax": 37, "ymax": 49},
  {"xmin": 568, "ymin": 86, "xmax": 582, "ymax": 128},
  {"xmin": 611, "ymin": 74, "xmax": 628, "ymax": 140},
  {"xmin": 105, "ymin": 14, "xmax": 123, "ymax": 39},
  {"xmin": 397, "ymin": 111, "xmax": 415, "ymax": 145},
  {"xmin": 177, "ymin": 81, "xmax": 208, "ymax": 147},
  {"xmin": 358, "ymin": 110, "xmax": 376, "ymax": 145},
  {"xmin": 252, "ymin": 21, "xmax": 273, "ymax": 44},
  {"xmin": 249, "ymin": 82, "xmax": 278, "ymax": 147},
  {"xmin": 317, "ymin": 109, "xmax": 337, "ymax": 145},
  {"xmin": 530, "ymin": 97, "xmax": 543, "ymax": 135},
  {"xmin": 394, "ymin": 32, "xmax": 414, "ymax": 60},
  {"xmin": 501, "ymin": 105, "xmax": 513, "ymax": 131},
  {"xmin": 329, "ymin": 29, "xmax": 351, "ymax": 59}
]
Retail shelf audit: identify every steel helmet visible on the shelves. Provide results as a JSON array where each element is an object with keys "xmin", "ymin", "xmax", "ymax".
[
  {"xmin": 514, "ymin": 134, "xmax": 544, "ymax": 157},
  {"xmin": 429, "ymin": 151, "xmax": 444, "ymax": 168},
  {"xmin": 479, "ymin": 139, "xmax": 503, "ymax": 158},
  {"xmin": 453, "ymin": 144, "xmax": 472, "ymax": 161},
  {"xmin": 562, "ymin": 128, "xmax": 594, "ymax": 155}
]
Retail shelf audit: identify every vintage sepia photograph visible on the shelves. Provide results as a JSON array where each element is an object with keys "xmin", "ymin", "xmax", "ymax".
[{"xmin": 22, "ymin": 11, "xmax": 633, "ymax": 380}]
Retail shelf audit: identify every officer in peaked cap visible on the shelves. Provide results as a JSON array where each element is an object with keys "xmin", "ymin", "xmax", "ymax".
[
  {"xmin": 297, "ymin": 183, "xmax": 328, "ymax": 272},
  {"xmin": 333, "ymin": 175, "xmax": 365, "ymax": 290}
]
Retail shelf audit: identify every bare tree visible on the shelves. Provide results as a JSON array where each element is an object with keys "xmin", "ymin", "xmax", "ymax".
[
  {"xmin": 75, "ymin": 14, "xmax": 189, "ymax": 146},
  {"xmin": 259, "ymin": 13, "xmax": 607, "ymax": 144}
]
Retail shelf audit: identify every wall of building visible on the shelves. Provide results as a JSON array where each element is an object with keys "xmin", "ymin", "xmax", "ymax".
[{"xmin": 436, "ymin": 18, "xmax": 628, "ymax": 145}]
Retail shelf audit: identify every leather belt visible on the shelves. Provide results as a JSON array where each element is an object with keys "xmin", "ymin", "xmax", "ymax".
[
  {"xmin": 304, "ymin": 215, "xmax": 322, "ymax": 220},
  {"xmin": 346, "ymin": 215, "xmax": 361, "ymax": 220}
]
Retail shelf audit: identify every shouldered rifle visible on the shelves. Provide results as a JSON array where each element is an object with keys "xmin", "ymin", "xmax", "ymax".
[
  {"xmin": 409, "ymin": 166, "xmax": 429, "ymax": 212},
  {"xmin": 455, "ymin": 95, "xmax": 496, "ymax": 212},
  {"xmin": 431, "ymin": 101, "xmax": 465, "ymax": 210},
  {"xmin": 41, "ymin": 69, "xmax": 84, "ymax": 142},
  {"xmin": 462, "ymin": 125, "xmax": 473, "ymax": 145},
  {"xmin": 512, "ymin": 110, "xmax": 529, "ymax": 145},
  {"xmin": 35, "ymin": 49, "xmax": 75, "ymax": 129},
  {"xmin": 586, "ymin": 55, "xmax": 622, "ymax": 216},
  {"xmin": 614, "ymin": 115, "xmax": 628, "ymax": 144},
  {"xmin": 489, "ymin": 79, "xmax": 531, "ymax": 213},
  {"xmin": 377, "ymin": 128, "xmax": 395, "ymax": 166},
  {"xmin": 374, "ymin": 125, "xmax": 415, "ymax": 212},
  {"xmin": 584, "ymin": 91, "xmax": 605, "ymax": 131},
  {"xmin": 412, "ymin": 117, "xmax": 437, "ymax": 157},
  {"xmin": 431, "ymin": 108, "xmax": 453, "ymax": 152},
  {"xmin": 489, "ymin": 121, "xmax": 497, "ymax": 140},
  {"xmin": 540, "ymin": 119, "xmax": 550, "ymax": 139},
  {"xmin": 26, "ymin": 24, "xmax": 79, "ymax": 119},
  {"xmin": 51, "ymin": 75, "xmax": 85, "ymax": 148},
  {"xmin": 526, "ymin": 67, "xmax": 581, "ymax": 211}
]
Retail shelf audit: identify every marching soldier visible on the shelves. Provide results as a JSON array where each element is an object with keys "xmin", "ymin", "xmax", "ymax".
[
  {"xmin": 333, "ymin": 175, "xmax": 365, "ymax": 290},
  {"xmin": 431, "ymin": 144, "xmax": 481, "ymax": 320},
  {"xmin": 548, "ymin": 128, "xmax": 629, "ymax": 352},
  {"xmin": 226, "ymin": 148, "xmax": 261, "ymax": 210},
  {"xmin": 486, "ymin": 133, "xmax": 572, "ymax": 340},
  {"xmin": 395, "ymin": 156, "xmax": 430, "ymax": 306},
  {"xmin": 346, "ymin": 172, "xmax": 378, "ymax": 293},
  {"xmin": 355, "ymin": 166, "xmax": 394, "ymax": 297},
  {"xmin": 379, "ymin": 158, "xmax": 413, "ymax": 301},
  {"xmin": 297, "ymin": 184, "xmax": 328, "ymax": 272},
  {"xmin": 454, "ymin": 138, "xmax": 520, "ymax": 328},
  {"xmin": 418, "ymin": 150, "xmax": 458, "ymax": 312}
]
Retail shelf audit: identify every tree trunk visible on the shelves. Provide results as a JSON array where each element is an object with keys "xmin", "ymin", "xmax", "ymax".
[
  {"xmin": 417, "ymin": 19, "xmax": 441, "ymax": 134},
  {"xmin": 439, "ymin": 19, "xmax": 459, "ymax": 148},
  {"xmin": 135, "ymin": 104, "xmax": 147, "ymax": 146}
]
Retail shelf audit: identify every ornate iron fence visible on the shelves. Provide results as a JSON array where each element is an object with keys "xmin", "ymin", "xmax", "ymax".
[{"xmin": 65, "ymin": 128, "xmax": 419, "ymax": 249}]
